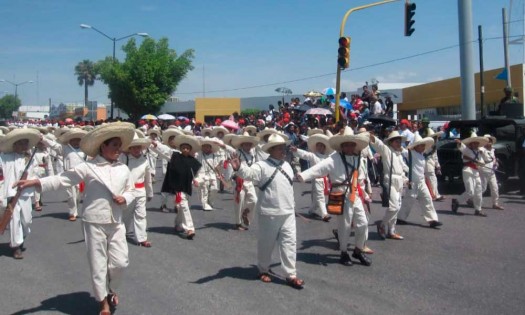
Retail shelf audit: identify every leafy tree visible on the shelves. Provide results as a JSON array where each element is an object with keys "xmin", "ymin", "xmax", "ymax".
[
  {"xmin": 0, "ymin": 94, "xmax": 21, "ymax": 119},
  {"xmin": 74, "ymin": 59, "xmax": 98, "ymax": 107},
  {"xmin": 97, "ymin": 37, "xmax": 194, "ymax": 120}
]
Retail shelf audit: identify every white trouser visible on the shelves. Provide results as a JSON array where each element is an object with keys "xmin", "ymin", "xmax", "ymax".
[
  {"xmin": 398, "ymin": 181, "xmax": 439, "ymax": 222},
  {"xmin": 9, "ymin": 197, "xmax": 32, "ymax": 248},
  {"xmin": 161, "ymin": 192, "xmax": 174, "ymax": 209},
  {"xmin": 234, "ymin": 181, "xmax": 257, "ymax": 225},
  {"xmin": 310, "ymin": 178, "xmax": 328, "ymax": 218},
  {"xmin": 459, "ymin": 167, "xmax": 482, "ymax": 211},
  {"xmin": 67, "ymin": 185, "xmax": 81, "ymax": 217},
  {"xmin": 54, "ymin": 158, "xmax": 64, "ymax": 175},
  {"xmin": 382, "ymin": 176, "xmax": 403, "ymax": 234},
  {"xmin": 257, "ymin": 213, "xmax": 297, "ymax": 278},
  {"xmin": 425, "ymin": 171, "xmax": 441, "ymax": 199},
  {"xmin": 199, "ymin": 178, "xmax": 218, "ymax": 208},
  {"xmin": 338, "ymin": 196, "xmax": 367, "ymax": 252},
  {"xmin": 175, "ymin": 192, "xmax": 194, "ymax": 231},
  {"xmin": 125, "ymin": 195, "xmax": 148, "ymax": 243},
  {"xmin": 83, "ymin": 222, "xmax": 129, "ymax": 302},
  {"xmin": 480, "ymin": 171, "xmax": 499, "ymax": 206}
]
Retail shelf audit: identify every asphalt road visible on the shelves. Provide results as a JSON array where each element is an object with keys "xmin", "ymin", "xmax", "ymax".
[{"xmin": 1, "ymin": 171, "xmax": 524, "ymax": 315}]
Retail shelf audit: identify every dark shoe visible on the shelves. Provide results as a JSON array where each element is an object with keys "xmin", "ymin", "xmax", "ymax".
[
  {"xmin": 285, "ymin": 277, "xmax": 305, "ymax": 290},
  {"xmin": 20, "ymin": 242, "xmax": 26, "ymax": 252},
  {"xmin": 108, "ymin": 291, "xmax": 119, "ymax": 307},
  {"xmin": 352, "ymin": 248, "xmax": 372, "ymax": 266},
  {"xmin": 322, "ymin": 215, "xmax": 332, "ymax": 222},
  {"xmin": 493, "ymin": 204, "xmax": 504, "ymax": 210},
  {"xmin": 186, "ymin": 231, "xmax": 195, "ymax": 240},
  {"xmin": 396, "ymin": 219, "xmax": 408, "ymax": 225},
  {"xmin": 13, "ymin": 247, "xmax": 23, "ymax": 259},
  {"xmin": 466, "ymin": 199, "xmax": 474, "ymax": 208},
  {"xmin": 451, "ymin": 199, "xmax": 459, "ymax": 213},
  {"xmin": 242, "ymin": 209, "xmax": 250, "ymax": 226},
  {"xmin": 474, "ymin": 210, "xmax": 487, "ymax": 217},
  {"xmin": 332, "ymin": 229, "xmax": 339, "ymax": 241},
  {"xmin": 429, "ymin": 221, "xmax": 443, "ymax": 228},
  {"xmin": 376, "ymin": 222, "xmax": 386, "ymax": 240},
  {"xmin": 339, "ymin": 251, "xmax": 353, "ymax": 266}
]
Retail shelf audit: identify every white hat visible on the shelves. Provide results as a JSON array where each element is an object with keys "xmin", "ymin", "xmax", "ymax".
[
  {"xmin": 211, "ymin": 126, "xmax": 229, "ymax": 137},
  {"xmin": 82, "ymin": 125, "xmax": 95, "ymax": 132},
  {"xmin": 59, "ymin": 128, "xmax": 88, "ymax": 144},
  {"xmin": 0, "ymin": 126, "xmax": 9, "ymax": 134},
  {"xmin": 135, "ymin": 129, "xmax": 146, "ymax": 138},
  {"xmin": 307, "ymin": 134, "xmax": 334, "ymax": 155},
  {"xmin": 80, "ymin": 122, "xmax": 135, "ymax": 157},
  {"xmin": 162, "ymin": 128, "xmax": 184, "ymax": 145},
  {"xmin": 123, "ymin": 131, "xmax": 151, "ymax": 152},
  {"xmin": 200, "ymin": 137, "xmax": 220, "ymax": 153},
  {"xmin": 173, "ymin": 135, "xmax": 201, "ymax": 155},
  {"xmin": 462, "ymin": 132, "xmax": 489, "ymax": 146},
  {"xmin": 54, "ymin": 127, "xmax": 70, "ymax": 138},
  {"xmin": 244, "ymin": 125, "xmax": 257, "ymax": 136},
  {"xmin": 483, "ymin": 134, "xmax": 497, "ymax": 144},
  {"xmin": 147, "ymin": 127, "xmax": 161, "ymax": 137},
  {"xmin": 201, "ymin": 127, "xmax": 213, "ymax": 137},
  {"xmin": 329, "ymin": 126, "xmax": 369, "ymax": 152},
  {"xmin": 307, "ymin": 128, "xmax": 323, "ymax": 136},
  {"xmin": 261, "ymin": 133, "xmax": 290, "ymax": 153},
  {"xmin": 385, "ymin": 130, "xmax": 407, "ymax": 143},
  {"xmin": 0, "ymin": 128, "xmax": 41, "ymax": 153},
  {"xmin": 257, "ymin": 128, "xmax": 278, "ymax": 139},
  {"xmin": 427, "ymin": 129, "xmax": 444, "ymax": 139},
  {"xmin": 231, "ymin": 131, "xmax": 259, "ymax": 149},
  {"xmin": 223, "ymin": 133, "xmax": 235, "ymax": 146},
  {"xmin": 408, "ymin": 134, "xmax": 434, "ymax": 151}
]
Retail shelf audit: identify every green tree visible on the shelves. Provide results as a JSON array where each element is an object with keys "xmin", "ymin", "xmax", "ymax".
[
  {"xmin": 74, "ymin": 59, "xmax": 98, "ymax": 107},
  {"xmin": 0, "ymin": 94, "xmax": 21, "ymax": 119},
  {"xmin": 97, "ymin": 37, "xmax": 194, "ymax": 120}
]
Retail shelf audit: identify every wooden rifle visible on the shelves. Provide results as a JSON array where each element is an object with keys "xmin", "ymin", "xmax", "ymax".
[
  {"xmin": 0, "ymin": 148, "xmax": 37, "ymax": 234},
  {"xmin": 214, "ymin": 161, "xmax": 231, "ymax": 189}
]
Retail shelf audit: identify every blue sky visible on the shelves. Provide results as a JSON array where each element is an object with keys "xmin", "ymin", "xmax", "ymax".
[{"xmin": 0, "ymin": 0, "xmax": 523, "ymax": 106}]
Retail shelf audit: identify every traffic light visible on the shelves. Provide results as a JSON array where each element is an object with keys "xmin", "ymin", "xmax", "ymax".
[
  {"xmin": 404, "ymin": 1, "xmax": 416, "ymax": 36},
  {"xmin": 338, "ymin": 36, "xmax": 351, "ymax": 69}
]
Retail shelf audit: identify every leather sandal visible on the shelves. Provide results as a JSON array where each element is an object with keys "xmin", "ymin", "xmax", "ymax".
[
  {"xmin": 236, "ymin": 224, "xmax": 248, "ymax": 231},
  {"xmin": 387, "ymin": 233, "xmax": 404, "ymax": 240},
  {"xmin": 242, "ymin": 209, "xmax": 250, "ymax": 226},
  {"xmin": 138, "ymin": 241, "xmax": 152, "ymax": 247},
  {"xmin": 258, "ymin": 273, "xmax": 272, "ymax": 283},
  {"xmin": 68, "ymin": 215, "xmax": 77, "ymax": 222},
  {"xmin": 322, "ymin": 215, "xmax": 332, "ymax": 222},
  {"xmin": 286, "ymin": 277, "xmax": 305, "ymax": 289},
  {"xmin": 108, "ymin": 292, "xmax": 119, "ymax": 307},
  {"xmin": 99, "ymin": 311, "xmax": 111, "ymax": 315},
  {"xmin": 186, "ymin": 231, "xmax": 195, "ymax": 240}
]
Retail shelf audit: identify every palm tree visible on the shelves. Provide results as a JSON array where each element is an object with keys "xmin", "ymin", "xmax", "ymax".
[{"xmin": 74, "ymin": 59, "xmax": 97, "ymax": 109}]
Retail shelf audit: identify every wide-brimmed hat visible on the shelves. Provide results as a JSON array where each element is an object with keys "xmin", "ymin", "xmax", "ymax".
[
  {"xmin": 408, "ymin": 134, "xmax": 434, "ymax": 151},
  {"xmin": 201, "ymin": 128, "xmax": 213, "ymax": 137},
  {"xmin": 329, "ymin": 126, "xmax": 369, "ymax": 152},
  {"xmin": 232, "ymin": 131, "xmax": 259, "ymax": 148},
  {"xmin": 147, "ymin": 127, "xmax": 161, "ymax": 137},
  {"xmin": 134, "ymin": 129, "xmax": 146, "ymax": 138},
  {"xmin": 174, "ymin": 135, "xmax": 200, "ymax": 155},
  {"xmin": 427, "ymin": 129, "xmax": 444, "ymax": 139},
  {"xmin": 30, "ymin": 126, "xmax": 49, "ymax": 135},
  {"xmin": 80, "ymin": 122, "xmax": 135, "ymax": 157},
  {"xmin": 244, "ymin": 125, "xmax": 257, "ymax": 136},
  {"xmin": 223, "ymin": 133, "xmax": 235, "ymax": 146},
  {"xmin": 261, "ymin": 133, "xmax": 290, "ymax": 153},
  {"xmin": 0, "ymin": 126, "xmax": 9, "ymax": 134},
  {"xmin": 462, "ymin": 132, "xmax": 489, "ymax": 146},
  {"xmin": 307, "ymin": 128, "xmax": 324, "ymax": 136},
  {"xmin": 0, "ymin": 128, "xmax": 41, "ymax": 153},
  {"xmin": 54, "ymin": 127, "xmax": 70, "ymax": 138},
  {"xmin": 257, "ymin": 128, "xmax": 278, "ymax": 139},
  {"xmin": 162, "ymin": 128, "xmax": 184, "ymax": 145},
  {"xmin": 124, "ymin": 131, "xmax": 152, "ymax": 152},
  {"xmin": 200, "ymin": 137, "xmax": 220, "ymax": 153},
  {"xmin": 82, "ymin": 125, "xmax": 95, "ymax": 132},
  {"xmin": 483, "ymin": 134, "xmax": 497, "ymax": 144},
  {"xmin": 308, "ymin": 134, "xmax": 334, "ymax": 155},
  {"xmin": 385, "ymin": 130, "xmax": 407, "ymax": 143},
  {"xmin": 211, "ymin": 126, "xmax": 229, "ymax": 137},
  {"xmin": 59, "ymin": 128, "xmax": 88, "ymax": 144}
]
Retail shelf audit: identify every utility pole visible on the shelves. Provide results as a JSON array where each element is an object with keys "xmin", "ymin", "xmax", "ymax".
[
  {"xmin": 502, "ymin": 8, "xmax": 512, "ymax": 87},
  {"xmin": 478, "ymin": 25, "xmax": 485, "ymax": 117},
  {"xmin": 458, "ymin": 0, "xmax": 476, "ymax": 119}
]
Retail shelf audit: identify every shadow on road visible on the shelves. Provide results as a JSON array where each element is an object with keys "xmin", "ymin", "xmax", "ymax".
[
  {"xmin": 296, "ymin": 252, "xmax": 340, "ymax": 266},
  {"xmin": 191, "ymin": 265, "xmax": 258, "ymax": 284},
  {"xmin": 197, "ymin": 222, "xmax": 237, "ymax": 232},
  {"xmin": 0, "ymin": 242, "xmax": 14, "ymax": 258},
  {"xmin": 299, "ymin": 238, "xmax": 337, "ymax": 251},
  {"xmin": 10, "ymin": 291, "xmax": 98, "ymax": 315},
  {"xmin": 33, "ymin": 212, "xmax": 71, "ymax": 221},
  {"xmin": 148, "ymin": 226, "xmax": 175, "ymax": 235}
]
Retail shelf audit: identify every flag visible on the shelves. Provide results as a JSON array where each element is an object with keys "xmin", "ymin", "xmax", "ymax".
[{"xmin": 495, "ymin": 68, "xmax": 508, "ymax": 81}]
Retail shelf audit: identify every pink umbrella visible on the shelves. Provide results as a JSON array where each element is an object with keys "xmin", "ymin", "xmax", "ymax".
[
  {"xmin": 221, "ymin": 120, "xmax": 239, "ymax": 130},
  {"xmin": 305, "ymin": 108, "xmax": 333, "ymax": 115}
]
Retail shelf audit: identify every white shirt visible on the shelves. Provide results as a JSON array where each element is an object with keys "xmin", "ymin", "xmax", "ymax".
[
  {"xmin": 195, "ymin": 151, "xmax": 222, "ymax": 181},
  {"xmin": 372, "ymin": 101, "xmax": 383, "ymax": 115},
  {"xmin": 403, "ymin": 149, "xmax": 426, "ymax": 184},
  {"xmin": 370, "ymin": 137, "xmax": 409, "ymax": 177},
  {"xmin": 479, "ymin": 147, "xmax": 496, "ymax": 174},
  {"xmin": 0, "ymin": 152, "xmax": 36, "ymax": 205},
  {"xmin": 119, "ymin": 153, "xmax": 153, "ymax": 198},
  {"xmin": 400, "ymin": 129, "xmax": 415, "ymax": 147},
  {"xmin": 299, "ymin": 153, "xmax": 362, "ymax": 193}
]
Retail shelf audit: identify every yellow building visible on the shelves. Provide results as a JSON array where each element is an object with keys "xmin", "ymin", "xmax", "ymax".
[{"xmin": 194, "ymin": 98, "xmax": 240, "ymax": 123}]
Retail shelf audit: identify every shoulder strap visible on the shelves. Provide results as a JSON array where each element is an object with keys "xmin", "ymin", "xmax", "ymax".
[
  {"xmin": 408, "ymin": 150, "xmax": 412, "ymax": 182},
  {"xmin": 259, "ymin": 159, "xmax": 293, "ymax": 191}
]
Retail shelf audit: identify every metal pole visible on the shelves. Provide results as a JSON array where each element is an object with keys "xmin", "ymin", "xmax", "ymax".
[
  {"xmin": 111, "ymin": 39, "xmax": 116, "ymax": 120},
  {"xmin": 478, "ymin": 25, "xmax": 485, "ymax": 117},
  {"xmin": 503, "ymin": 8, "xmax": 512, "ymax": 87},
  {"xmin": 458, "ymin": 0, "xmax": 476, "ymax": 120}
]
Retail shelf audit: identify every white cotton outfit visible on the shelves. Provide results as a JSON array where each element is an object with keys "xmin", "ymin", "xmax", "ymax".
[
  {"xmin": 0, "ymin": 152, "xmax": 36, "ymax": 248},
  {"xmin": 146, "ymin": 148, "xmax": 158, "ymax": 179},
  {"xmin": 236, "ymin": 158, "xmax": 298, "ymax": 278},
  {"xmin": 120, "ymin": 154, "xmax": 153, "ymax": 243},
  {"xmin": 398, "ymin": 150, "xmax": 439, "ymax": 223},
  {"xmin": 400, "ymin": 129, "xmax": 415, "ymax": 147},
  {"xmin": 299, "ymin": 153, "xmax": 368, "ymax": 252},
  {"xmin": 293, "ymin": 149, "xmax": 330, "ymax": 218},
  {"xmin": 195, "ymin": 152, "xmax": 221, "ymax": 210},
  {"xmin": 424, "ymin": 148, "xmax": 442, "ymax": 199},
  {"xmin": 152, "ymin": 142, "xmax": 179, "ymax": 210},
  {"xmin": 479, "ymin": 147, "xmax": 499, "ymax": 206},
  {"xmin": 39, "ymin": 155, "xmax": 135, "ymax": 302},
  {"xmin": 234, "ymin": 148, "xmax": 257, "ymax": 226},
  {"xmin": 370, "ymin": 138, "xmax": 409, "ymax": 235},
  {"xmin": 31, "ymin": 150, "xmax": 54, "ymax": 206},
  {"xmin": 457, "ymin": 143, "xmax": 483, "ymax": 211}
]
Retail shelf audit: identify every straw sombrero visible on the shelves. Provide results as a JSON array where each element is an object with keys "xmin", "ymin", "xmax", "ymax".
[
  {"xmin": 231, "ymin": 131, "xmax": 259, "ymax": 149},
  {"xmin": 123, "ymin": 132, "xmax": 152, "ymax": 152},
  {"xmin": 134, "ymin": 129, "xmax": 146, "ymax": 138},
  {"xmin": 211, "ymin": 126, "xmax": 229, "ymax": 137},
  {"xmin": 307, "ymin": 134, "xmax": 334, "ymax": 155},
  {"xmin": 483, "ymin": 134, "xmax": 497, "ymax": 144},
  {"xmin": 244, "ymin": 125, "xmax": 257, "ymax": 136},
  {"xmin": 223, "ymin": 133, "xmax": 235, "ymax": 146},
  {"xmin": 408, "ymin": 134, "xmax": 434, "ymax": 151},
  {"xmin": 173, "ymin": 135, "xmax": 201, "ymax": 155},
  {"xmin": 199, "ymin": 137, "xmax": 220, "ymax": 153},
  {"xmin": 257, "ymin": 128, "xmax": 278, "ymax": 139},
  {"xmin": 307, "ymin": 128, "xmax": 323, "ymax": 136},
  {"xmin": 162, "ymin": 128, "xmax": 184, "ymax": 145},
  {"xmin": 462, "ymin": 132, "xmax": 489, "ymax": 146},
  {"xmin": 427, "ymin": 129, "xmax": 444, "ymax": 139},
  {"xmin": 59, "ymin": 128, "xmax": 87, "ymax": 144},
  {"xmin": 261, "ymin": 133, "xmax": 290, "ymax": 153},
  {"xmin": 147, "ymin": 127, "xmax": 161, "ymax": 137},
  {"xmin": 182, "ymin": 129, "xmax": 194, "ymax": 136},
  {"xmin": 82, "ymin": 125, "xmax": 95, "ymax": 132},
  {"xmin": 54, "ymin": 127, "xmax": 70, "ymax": 138},
  {"xmin": 201, "ymin": 128, "xmax": 213, "ymax": 137},
  {"xmin": 0, "ymin": 126, "xmax": 9, "ymax": 134},
  {"xmin": 0, "ymin": 128, "xmax": 41, "ymax": 153},
  {"xmin": 385, "ymin": 130, "xmax": 407, "ymax": 143},
  {"xmin": 329, "ymin": 126, "xmax": 369, "ymax": 152},
  {"xmin": 80, "ymin": 122, "xmax": 135, "ymax": 157}
]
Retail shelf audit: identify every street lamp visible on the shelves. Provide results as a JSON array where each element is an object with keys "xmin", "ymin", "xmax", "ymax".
[
  {"xmin": 0, "ymin": 79, "xmax": 34, "ymax": 102},
  {"xmin": 80, "ymin": 23, "xmax": 149, "ymax": 119}
]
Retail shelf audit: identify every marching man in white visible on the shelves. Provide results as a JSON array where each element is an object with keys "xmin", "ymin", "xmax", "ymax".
[
  {"xmin": 480, "ymin": 134, "xmax": 504, "ymax": 210},
  {"xmin": 195, "ymin": 137, "xmax": 222, "ymax": 211},
  {"xmin": 120, "ymin": 132, "xmax": 154, "ymax": 247},
  {"xmin": 31, "ymin": 138, "xmax": 54, "ymax": 211},
  {"xmin": 231, "ymin": 133, "xmax": 305, "ymax": 289},
  {"xmin": 298, "ymin": 127, "xmax": 372, "ymax": 267},
  {"xmin": 451, "ymin": 132, "xmax": 489, "ymax": 216},
  {"xmin": 425, "ymin": 129, "xmax": 445, "ymax": 201},
  {"xmin": 396, "ymin": 134, "xmax": 443, "ymax": 228}
]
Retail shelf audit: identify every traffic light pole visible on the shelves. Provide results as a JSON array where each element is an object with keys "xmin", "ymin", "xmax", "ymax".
[{"xmin": 335, "ymin": 0, "xmax": 400, "ymax": 122}]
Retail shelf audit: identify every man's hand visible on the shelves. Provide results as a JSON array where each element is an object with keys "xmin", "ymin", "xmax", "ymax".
[
  {"xmin": 230, "ymin": 153, "xmax": 241, "ymax": 171},
  {"xmin": 113, "ymin": 196, "xmax": 126, "ymax": 205},
  {"xmin": 13, "ymin": 179, "xmax": 40, "ymax": 190},
  {"xmin": 289, "ymin": 146, "xmax": 298, "ymax": 152}
]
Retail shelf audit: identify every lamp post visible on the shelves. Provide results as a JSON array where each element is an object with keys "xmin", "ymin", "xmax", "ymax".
[
  {"xmin": 80, "ymin": 24, "xmax": 148, "ymax": 119},
  {"xmin": 0, "ymin": 79, "xmax": 34, "ymax": 103}
]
